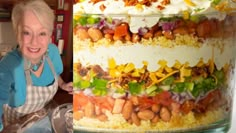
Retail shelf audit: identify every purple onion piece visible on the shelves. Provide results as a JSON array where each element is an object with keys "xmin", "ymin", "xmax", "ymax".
[
  {"xmin": 159, "ymin": 21, "xmax": 176, "ymax": 31},
  {"xmin": 138, "ymin": 27, "xmax": 149, "ymax": 36}
]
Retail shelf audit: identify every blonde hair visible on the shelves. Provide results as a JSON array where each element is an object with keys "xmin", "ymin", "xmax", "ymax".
[{"xmin": 11, "ymin": 0, "xmax": 55, "ymax": 35}]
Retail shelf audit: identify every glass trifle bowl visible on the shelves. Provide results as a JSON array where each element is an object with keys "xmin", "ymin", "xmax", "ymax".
[{"xmin": 73, "ymin": 0, "xmax": 236, "ymax": 132}]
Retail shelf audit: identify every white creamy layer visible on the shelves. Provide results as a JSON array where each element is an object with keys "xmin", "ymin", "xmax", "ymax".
[{"xmin": 74, "ymin": 44, "xmax": 236, "ymax": 72}]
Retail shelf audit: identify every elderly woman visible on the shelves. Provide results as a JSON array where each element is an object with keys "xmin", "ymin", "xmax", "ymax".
[{"xmin": 0, "ymin": 0, "xmax": 72, "ymax": 132}]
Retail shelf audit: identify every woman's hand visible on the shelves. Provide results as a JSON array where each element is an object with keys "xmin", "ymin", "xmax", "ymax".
[{"xmin": 60, "ymin": 82, "xmax": 73, "ymax": 94}]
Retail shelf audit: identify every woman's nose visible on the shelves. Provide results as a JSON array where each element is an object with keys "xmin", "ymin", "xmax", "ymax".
[{"xmin": 30, "ymin": 35, "xmax": 38, "ymax": 45}]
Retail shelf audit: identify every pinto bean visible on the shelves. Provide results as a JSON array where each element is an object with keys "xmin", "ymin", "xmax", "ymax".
[
  {"xmin": 84, "ymin": 102, "xmax": 95, "ymax": 118},
  {"xmin": 73, "ymin": 111, "xmax": 84, "ymax": 120},
  {"xmin": 127, "ymin": 119, "xmax": 132, "ymax": 124},
  {"xmin": 130, "ymin": 96, "xmax": 139, "ymax": 105},
  {"xmin": 171, "ymin": 102, "xmax": 180, "ymax": 116},
  {"xmin": 112, "ymin": 98, "xmax": 125, "ymax": 114},
  {"xmin": 113, "ymin": 35, "xmax": 123, "ymax": 41},
  {"xmin": 125, "ymin": 33, "xmax": 131, "ymax": 41},
  {"xmin": 173, "ymin": 27, "xmax": 189, "ymax": 35},
  {"xmin": 151, "ymin": 115, "xmax": 160, "ymax": 123},
  {"xmin": 163, "ymin": 31, "xmax": 174, "ymax": 40},
  {"xmin": 137, "ymin": 110, "xmax": 155, "ymax": 120},
  {"xmin": 143, "ymin": 32, "xmax": 153, "ymax": 39},
  {"xmin": 160, "ymin": 107, "xmax": 171, "ymax": 122},
  {"xmin": 181, "ymin": 100, "xmax": 195, "ymax": 114},
  {"xmin": 122, "ymin": 100, "xmax": 133, "ymax": 120},
  {"xmin": 96, "ymin": 114, "xmax": 108, "ymax": 122},
  {"xmin": 88, "ymin": 27, "xmax": 103, "ymax": 42},
  {"xmin": 154, "ymin": 30, "xmax": 162, "ymax": 37},
  {"xmin": 132, "ymin": 33, "xmax": 140, "ymax": 43},
  {"xmin": 196, "ymin": 20, "xmax": 211, "ymax": 38},
  {"xmin": 104, "ymin": 33, "xmax": 113, "ymax": 40},
  {"xmin": 131, "ymin": 112, "xmax": 140, "ymax": 126},
  {"xmin": 95, "ymin": 105, "xmax": 102, "ymax": 116},
  {"xmin": 76, "ymin": 28, "xmax": 90, "ymax": 40},
  {"xmin": 151, "ymin": 104, "xmax": 161, "ymax": 113}
]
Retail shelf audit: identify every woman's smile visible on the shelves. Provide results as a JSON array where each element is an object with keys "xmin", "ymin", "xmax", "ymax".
[{"xmin": 27, "ymin": 47, "xmax": 41, "ymax": 53}]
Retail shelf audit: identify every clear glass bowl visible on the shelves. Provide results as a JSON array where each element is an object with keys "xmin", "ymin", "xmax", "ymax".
[{"xmin": 73, "ymin": 3, "xmax": 236, "ymax": 132}]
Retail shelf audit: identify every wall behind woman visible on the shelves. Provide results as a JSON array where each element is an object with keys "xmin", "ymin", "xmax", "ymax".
[
  {"xmin": 0, "ymin": 22, "xmax": 17, "ymax": 58},
  {"xmin": 0, "ymin": 22, "xmax": 16, "ymax": 45}
]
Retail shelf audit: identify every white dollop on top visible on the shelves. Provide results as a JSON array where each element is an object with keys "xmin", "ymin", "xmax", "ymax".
[
  {"xmin": 74, "ymin": 43, "xmax": 236, "ymax": 72},
  {"xmin": 74, "ymin": 0, "xmax": 227, "ymax": 33},
  {"xmin": 74, "ymin": 0, "xmax": 220, "ymax": 15}
]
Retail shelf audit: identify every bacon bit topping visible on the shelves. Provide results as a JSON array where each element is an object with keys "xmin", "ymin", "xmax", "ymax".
[
  {"xmin": 124, "ymin": 0, "xmax": 159, "ymax": 7},
  {"xmin": 89, "ymin": 0, "xmax": 105, "ymax": 4},
  {"xmin": 100, "ymin": 4, "xmax": 106, "ymax": 11},
  {"xmin": 161, "ymin": 0, "xmax": 170, "ymax": 6},
  {"xmin": 157, "ymin": 5, "xmax": 165, "ymax": 10}
]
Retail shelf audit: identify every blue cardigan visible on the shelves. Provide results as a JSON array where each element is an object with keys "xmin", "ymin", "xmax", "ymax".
[{"xmin": 0, "ymin": 44, "xmax": 63, "ymax": 123}]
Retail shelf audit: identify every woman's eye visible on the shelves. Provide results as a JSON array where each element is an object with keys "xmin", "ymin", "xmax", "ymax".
[
  {"xmin": 22, "ymin": 31, "xmax": 30, "ymax": 35},
  {"xmin": 39, "ymin": 32, "xmax": 47, "ymax": 36}
]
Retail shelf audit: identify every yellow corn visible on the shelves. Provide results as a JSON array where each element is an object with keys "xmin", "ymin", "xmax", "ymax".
[
  {"xmin": 184, "ymin": 0, "xmax": 196, "ymax": 6},
  {"xmin": 131, "ymin": 70, "xmax": 141, "ymax": 77},
  {"xmin": 149, "ymin": 73, "xmax": 158, "ymax": 82},
  {"xmin": 165, "ymin": 66, "xmax": 173, "ymax": 73},
  {"xmin": 137, "ymin": 68, "xmax": 145, "ymax": 74},
  {"xmin": 155, "ymin": 72, "xmax": 165, "ymax": 78},
  {"xmin": 182, "ymin": 11, "xmax": 190, "ymax": 20},
  {"xmin": 142, "ymin": 61, "xmax": 148, "ymax": 66},
  {"xmin": 181, "ymin": 67, "xmax": 192, "ymax": 77},
  {"xmin": 196, "ymin": 58, "xmax": 204, "ymax": 67},
  {"xmin": 158, "ymin": 60, "xmax": 167, "ymax": 68},
  {"xmin": 208, "ymin": 59, "xmax": 215, "ymax": 74},
  {"xmin": 135, "ymin": 4, "xmax": 143, "ymax": 11},
  {"xmin": 108, "ymin": 58, "xmax": 116, "ymax": 69},
  {"xmin": 124, "ymin": 63, "xmax": 135, "ymax": 73},
  {"xmin": 109, "ymin": 69, "xmax": 121, "ymax": 78},
  {"xmin": 173, "ymin": 60, "xmax": 182, "ymax": 69}
]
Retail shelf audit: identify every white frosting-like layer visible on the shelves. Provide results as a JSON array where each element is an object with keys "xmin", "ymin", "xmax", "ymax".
[{"xmin": 74, "ymin": 43, "xmax": 236, "ymax": 71}]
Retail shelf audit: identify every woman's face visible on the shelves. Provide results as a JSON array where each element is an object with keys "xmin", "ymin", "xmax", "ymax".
[{"xmin": 18, "ymin": 10, "xmax": 51, "ymax": 63}]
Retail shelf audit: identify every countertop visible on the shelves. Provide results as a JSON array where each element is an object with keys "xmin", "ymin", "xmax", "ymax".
[{"xmin": 228, "ymin": 93, "xmax": 236, "ymax": 133}]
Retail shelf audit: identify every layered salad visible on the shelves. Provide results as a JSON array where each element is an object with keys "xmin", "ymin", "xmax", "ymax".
[{"xmin": 73, "ymin": 0, "xmax": 236, "ymax": 132}]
